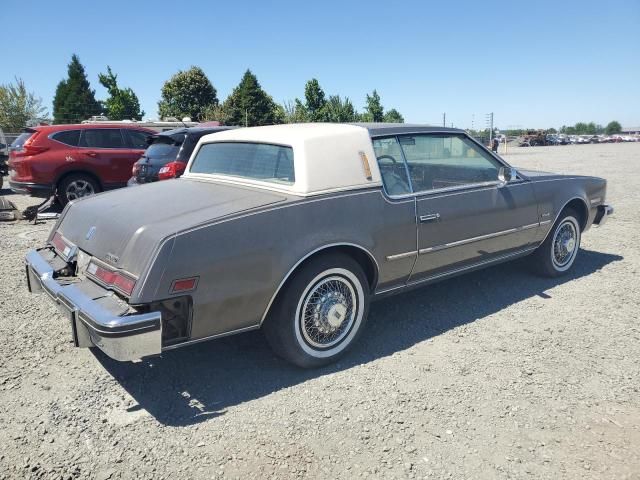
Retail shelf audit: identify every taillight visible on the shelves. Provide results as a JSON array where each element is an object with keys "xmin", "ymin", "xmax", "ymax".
[
  {"xmin": 158, "ymin": 161, "xmax": 186, "ymax": 180},
  {"xmin": 87, "ymin": 261, "xmax": 136, "ymax": 296},
  {"xmin": 50, "ymin": 232, "xmax": 75, "ymax": 258},
  {"xmin": 23, "ymin": 144, "xmax": 48, "ymax": 156}
]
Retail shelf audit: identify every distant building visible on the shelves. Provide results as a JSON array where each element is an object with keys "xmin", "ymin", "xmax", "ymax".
[{"xmin": 621, "ymin": 126, "xmax": 640, "ymax": 134}]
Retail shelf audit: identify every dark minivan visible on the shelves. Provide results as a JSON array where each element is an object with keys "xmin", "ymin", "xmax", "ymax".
[{"xmin": 128, "ymin": 126, "xmax": 233, "ymax": 185}]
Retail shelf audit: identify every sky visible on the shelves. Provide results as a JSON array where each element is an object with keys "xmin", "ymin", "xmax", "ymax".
[{"xmin": 1, "ymin": 0, "xmax": 638, "ymax": 130}]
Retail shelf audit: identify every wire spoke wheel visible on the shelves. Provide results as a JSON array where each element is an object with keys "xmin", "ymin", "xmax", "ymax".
[
  {"xmin": 551, "ymin": 219, "xmax": 578, "ymax": 269},
  {"xmin": 300, "ymin": 275, "xmax": 357, "ymax": 349}
]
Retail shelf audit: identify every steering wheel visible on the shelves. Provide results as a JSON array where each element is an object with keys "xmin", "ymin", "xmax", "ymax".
[
  {"xmin": 377, "ymin": 154, "xmax": 398, "ymax": 166},
  {"xmin": 376, "ymin": 154, "xmax": 410, "ymax": 195}
]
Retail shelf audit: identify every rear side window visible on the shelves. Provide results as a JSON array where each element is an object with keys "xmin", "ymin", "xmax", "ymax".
[
  {"xmin": 125, "ymin": 129, "xmax": 153, "ymax": 149},
  {"xmin": 190, "ymin": 142, "xmax": 295, "ymax": 185},
  {"xmin": 52, "ymin": 130, "xmax": 81, "ymax": 146},
  {"xmin": 11, "ymin": 132, "xmax": 34, "ymax": 150},
  {"xmin": 80, "ymin": 129, "xmax": 124, "ymax": 148}
]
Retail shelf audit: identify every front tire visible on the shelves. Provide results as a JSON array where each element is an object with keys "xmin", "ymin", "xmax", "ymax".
[
  {"xmin": 530, "ymin": 209, "xmax": 581, "ymax": 277},
  {"xmin": 263, "ymin": 253, "xmax": 370, "ymax": 368}
]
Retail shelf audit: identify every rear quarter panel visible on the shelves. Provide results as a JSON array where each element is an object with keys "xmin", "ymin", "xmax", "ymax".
[{"xmin": 139, "ymin": 189, "xmax": 416, "ymax": 340}]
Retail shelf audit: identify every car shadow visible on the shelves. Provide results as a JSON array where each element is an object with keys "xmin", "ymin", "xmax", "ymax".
[{"xmin": 95, "ymin": 248, "xmax": 622, "ymax": 426}]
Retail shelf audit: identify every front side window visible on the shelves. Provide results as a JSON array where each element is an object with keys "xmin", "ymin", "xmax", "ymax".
[
  {"xmin": 80, "ymin": 129, "xmax": 124, "ymax": 148},
  {"xmin": 374, "ymin": 134, "xmax": 502, "ymax": 196},
  {"xmin": 399, "ymin": 134, "xmax": 501, "ymax": 192},
  {"xmin": 190, "ymin": 142, "xmax": 295, "ymax": 185}
]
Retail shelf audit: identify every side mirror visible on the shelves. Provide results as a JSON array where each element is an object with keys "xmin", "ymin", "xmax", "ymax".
[{"xmin": 498, "ymin": 167, "xmax": 517, "ymax": 185}]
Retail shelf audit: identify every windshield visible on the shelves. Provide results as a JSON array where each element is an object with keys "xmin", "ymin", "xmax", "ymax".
[{"xmin": 190, "ymin": 142, "xmax": 295, "ymax": 185}]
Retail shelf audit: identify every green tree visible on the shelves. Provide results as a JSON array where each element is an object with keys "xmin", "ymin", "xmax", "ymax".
[
  {"xmin": 605, "ymin": 121, "xmax": 622, "ymax": 135},
  {"xmin": 281, "ymin": 99, "xmax": 309, "ymax": 123},
  {"xmin": 98, "ymin": 66, "xmax": 144, "ymax": 120},
  {"xmin": 0, "ymin": 77, "xmax": 48, "ymax": 130},
  {"xmin": 53, "ymin": 54, "xmax": 102, "ymax": 124},
  {"xmin": 158, "ymin": 66, "xmax": 217, "ymax": 121},
  {"xmin": 304, "ymin": 79, "xmax": 327, "ymax": 121},
  {"xmin": 547, "ymin": 127, "xmax": 557, "ymax": 134},
  {"xmin": 383, "ymin": 108, "xmax": 404, "ymax": 123},
  {"xmin": 362, "ymin": 90, "xmax": 384, "ymax": 122},
  {"xmin": 221, "ymin": 70, "xmax": 281, "ymax": 126},
  {"xmin": 322, "ymin": 95, "xmax": 357, "ymax": 122}
]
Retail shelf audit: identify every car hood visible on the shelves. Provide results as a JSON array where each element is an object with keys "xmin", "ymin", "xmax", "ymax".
[{"xmin": 55, "ymin": 179, "xmax": 287, "ymax": 277}]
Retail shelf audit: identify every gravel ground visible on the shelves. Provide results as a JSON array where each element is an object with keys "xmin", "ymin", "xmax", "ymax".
[{"xmin": 0, "ymin": 143, "xmax": 638, "ymax": 480}]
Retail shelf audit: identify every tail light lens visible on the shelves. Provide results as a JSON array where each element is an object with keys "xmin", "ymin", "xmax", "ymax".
[
  {"xmin": 50, "ymin": 232, "xmax": 76, "ymax": 259},
  {"xmin": 87, "ymin": 261, "xmax": 137, "ymax": 296},
  {"xmin": 22, "ymin": 144, "xmax": 49, "ymax": 156},
  {"xmin": 158, "ymin": 161, "xmax": 186, "ymax": 180}
]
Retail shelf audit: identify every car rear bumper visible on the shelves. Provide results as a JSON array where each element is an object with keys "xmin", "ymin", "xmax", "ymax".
[
  {"xmin": 25, "ymin": 249, "xmax": 162, "ymax": 361},
  {"xmin": 594, "ymin": 204, "xmax": 614, "ymax": 226},
  {"xmin": 9, "ymin": 180, "xmax": 53, "ymax": 197}
]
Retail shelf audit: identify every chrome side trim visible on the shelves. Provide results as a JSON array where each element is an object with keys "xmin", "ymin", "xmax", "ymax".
[
  {"xmin": 376, "ymin": 246, "xmax": 537, "ymax": 295},
  {"xmin": 162, "ymin": 325, "xmax": 261, "ymax": 351},
  {"xmin": 258, "ymin": 242, "xmax": 380, "ymax": 325},
  {"xmin": 418, "ymin": 223, "xmax": 539, "ymax": 254},
  {"xmin": 386, "ymin": 251, "xmax": 418, "ymax": 261}
]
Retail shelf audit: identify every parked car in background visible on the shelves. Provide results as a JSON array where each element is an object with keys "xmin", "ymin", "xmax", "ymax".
[
  {"xmin": 128, "ymin": 126, "xmax": 233, "ymax": 186},
  {"xmin": 24, "ymin": 123, "xmax": 613, "ymax": 368},
  {"xmin": 0, "ymin": 128, "xmax": 8, "ymax": 189},
  {"xmin": 8, "ymin": 124, "xmax": 154, "ymax": 205}
]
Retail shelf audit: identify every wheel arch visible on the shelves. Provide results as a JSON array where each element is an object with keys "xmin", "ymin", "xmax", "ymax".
[
  {"xmin": 259, "ymin": 242, "xmax": 379, "ymax": 325},
  {"xmin": 55, "ymin": 169, "xmax": 103, "ymax": 192},
  {"xmin": 562, "ymin": 197, "xmax": 589, "ymax": 231}
]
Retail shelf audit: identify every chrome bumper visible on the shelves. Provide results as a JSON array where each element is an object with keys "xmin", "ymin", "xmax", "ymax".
[
  {"xmin": 25, "ymin": 249, "xmax": 162, "ymax": 361},
  {"xmin": 594, "ymin": 204, "xmax": 614, "ymax": 226}
]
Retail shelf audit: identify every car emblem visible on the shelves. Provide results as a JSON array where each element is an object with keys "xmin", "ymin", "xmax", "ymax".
[{"xmin": 86, "ymin": 226, "xmax": 97, "ymax": 240}]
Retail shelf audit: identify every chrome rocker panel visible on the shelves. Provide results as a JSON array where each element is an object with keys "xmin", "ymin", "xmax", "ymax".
[{"xmin": 25, "ymin": 249, "xmax": 162, "ymax": 361}]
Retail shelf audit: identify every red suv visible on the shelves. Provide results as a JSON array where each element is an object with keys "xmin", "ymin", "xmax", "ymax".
[{"xmin": 8, "ymin": 124, "xmax": 154, "ymax": 205}]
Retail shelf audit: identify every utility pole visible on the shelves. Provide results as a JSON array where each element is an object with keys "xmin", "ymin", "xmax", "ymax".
[
  {"xmin": 443, "ymin": 113, "xmax": 446, "ymax": 127},
  {"xmin": 486, "ymin": 112, "xmax": 494, "ymax": 144}
]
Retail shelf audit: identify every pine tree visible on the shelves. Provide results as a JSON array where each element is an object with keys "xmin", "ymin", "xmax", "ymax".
[
  {"xmin": 52, "ymin": 54, "xmax": 102, "ymax": 124},
  {"xmin": 221, "ymin": 70, "xmax": 281, "ymax": 126}
]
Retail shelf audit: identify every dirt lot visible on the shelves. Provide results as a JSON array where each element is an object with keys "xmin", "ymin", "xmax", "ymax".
[{"xmin": 1, "ymin": 143, "xmax": 638, "ymax": 480}]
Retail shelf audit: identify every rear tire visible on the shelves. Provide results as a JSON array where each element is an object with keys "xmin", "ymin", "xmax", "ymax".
[
  {"xmin": 57, "ymin": 174, "xmax": 100, "ymax": 206},
  {"xmin": 530, "ymin": 209, "xmax": 581, "ymax": 277},
  {"xmin": 263, "ymin": 253, "xmax": 370, "ymax": 368}
]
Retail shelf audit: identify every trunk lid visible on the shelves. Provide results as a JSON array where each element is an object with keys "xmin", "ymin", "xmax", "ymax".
[{"xmin": 56, "ymin": 179, "xmax": 287, "ymax": 277}]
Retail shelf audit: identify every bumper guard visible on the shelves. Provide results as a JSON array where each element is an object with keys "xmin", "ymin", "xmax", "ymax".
[{"xmin": 25, "ymin": 249, "xmax": 162, "ymax": 361}]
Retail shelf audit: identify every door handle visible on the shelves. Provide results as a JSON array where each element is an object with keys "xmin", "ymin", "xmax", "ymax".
[
  {"xmin": 85, "ymin": 151, "xmax": 98, "ymax": 157},
  {"xmin": 419, "ymin": 213, "xmax": 440, "ymax": 223}
]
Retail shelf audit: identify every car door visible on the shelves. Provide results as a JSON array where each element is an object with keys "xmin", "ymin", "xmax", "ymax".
[
  {"xmin": 397, "ymin": 133, "xmax": 540, "ymax": 283},
  {"xmin": 79, "ymin": 128, "xmax": 135, "ymax": 187}
]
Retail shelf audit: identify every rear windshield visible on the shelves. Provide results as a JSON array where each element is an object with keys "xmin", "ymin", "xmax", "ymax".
[
  {"xmin": 145, "ymin": 134, "xmax": 184, "ymax": 160},
  {"xmin": 190, "ymin": 142, "xmax": 295, "ymax": 185},
  {"xmin": 11, "ymin": 132, "xmax": 34, "ymax": 150}
]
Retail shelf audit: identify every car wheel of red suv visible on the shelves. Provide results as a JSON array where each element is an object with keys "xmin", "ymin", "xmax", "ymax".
[{"xmin": 58, "ymin": 174, "xmax": 100, "ymax": 206}]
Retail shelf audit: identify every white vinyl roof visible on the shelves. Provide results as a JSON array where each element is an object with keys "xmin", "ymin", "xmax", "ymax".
[{"xmin": 183, "ymin": 123, "xmax": 383, "ymax": 196}]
